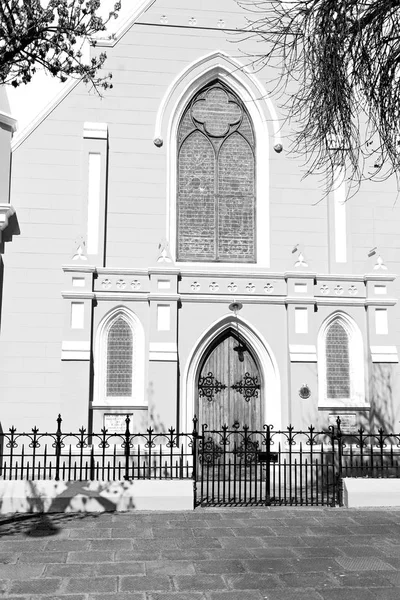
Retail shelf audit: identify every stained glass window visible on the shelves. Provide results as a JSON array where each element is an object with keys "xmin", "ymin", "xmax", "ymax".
[
  {"xmin": 326, "ymin": 321, "xmax": 350, "ymax": 398},
  {"xmin": 106, "ymin": 317, "xmax": 133, "ymax": 397},
  {"xmin": 177, "ymin": 81, "xmax": 256, "ymax": 262}
]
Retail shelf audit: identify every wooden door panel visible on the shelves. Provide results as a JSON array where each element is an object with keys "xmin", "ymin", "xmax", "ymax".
[{"xmin": 197, "ymin": 333, "xmax": 263, "ymax": 431}]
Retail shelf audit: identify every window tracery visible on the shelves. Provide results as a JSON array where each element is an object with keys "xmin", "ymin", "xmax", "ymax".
[{"xmin": 177, "ymin": 81, "xmax": 256, "ymax": 263}]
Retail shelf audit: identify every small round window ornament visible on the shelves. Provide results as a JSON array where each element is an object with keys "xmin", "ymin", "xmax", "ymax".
[{"xmin": 299, "ymin": 384, "xmax": 311, "ymax": 399}]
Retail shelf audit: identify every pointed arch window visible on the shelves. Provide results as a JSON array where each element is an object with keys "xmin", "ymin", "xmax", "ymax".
[
  {"xmin": 94, "ymin": 308, "xmax": 145, "ymax": 406},
  {"xmin": 325, "ymin": 321, "xmax": 350, "ymax": 399},
  {"xmin": 106, "ymin": 317, "xmax": 133, "ymax": 397},
  {"xmin": 177, "ymin": 81, "xmax": 256, "ymax": 263},
  {"xmin": 318, "ymin": 312, "xmax": 366, "ymax": 407}
]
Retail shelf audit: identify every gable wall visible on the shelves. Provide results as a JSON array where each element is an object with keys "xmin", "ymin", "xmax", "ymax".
[{"xmin": 0, "ymin": 0, "xmax": 399, "ymax": 431}]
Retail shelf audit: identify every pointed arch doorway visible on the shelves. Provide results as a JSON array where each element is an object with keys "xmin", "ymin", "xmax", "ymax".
[{"xmin": 196, "ymin": 329, "xmax": 263, "ymax": 431}]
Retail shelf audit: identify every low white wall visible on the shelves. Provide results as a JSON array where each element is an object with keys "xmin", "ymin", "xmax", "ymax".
[
  {"xmin": 0, "ymin": 480, "xmax": 194, "ymax": 513},
  {"xmin": 343, "ymin": 478, "xmax": 400, "ymax": 508}
]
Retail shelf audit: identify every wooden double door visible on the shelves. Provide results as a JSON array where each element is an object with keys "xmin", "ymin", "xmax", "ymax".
[{"xmin": 196, "ymin": 331, "xmax": 263, "ymax": 431}]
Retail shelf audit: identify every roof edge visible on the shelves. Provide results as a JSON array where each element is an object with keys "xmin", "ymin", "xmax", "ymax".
[
  {"xmin": 95, "ymin": 0, "xmax": 157, "ymax": 48},
  {"xmin": 11, "ymin": 0, "xmax": 157, "ymax": 151}
]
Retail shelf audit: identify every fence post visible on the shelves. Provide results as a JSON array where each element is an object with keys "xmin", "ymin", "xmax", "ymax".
[
  {"xmin": 265, "ymin": 425, "xmax": 272, "ymax": 506},
  {"xmin": 55, "ymin": 414, "xmax": 62, "ymax": 482},
  {"xmin": 192, "ymin": 415, "xmax": 198, "ymax": 508},
  {"xmin": 335, "ymin": 416, "xmax": 343, "ymax": 505},
  {"xmin": 0, "ymin": 420, "xmax": 3, "ymax": 478},
  {"xmin": 124, "ymin": 414, "xmax": 131, "ymax": 481}
]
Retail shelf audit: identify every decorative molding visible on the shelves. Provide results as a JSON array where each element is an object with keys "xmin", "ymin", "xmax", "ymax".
[
  {"xmin": 83, "ymin": 122, "xmax": 108, "ymax": 139},
  {"xmin": 63, "ymin": 265, "xmax": 96, "ymax": 273},
  {"xmin": 0, "ymin": 110, "xmax": 17, "ymax": 132},
  {"xmin": 149, "ymin": 342, "xmax": 178, "ymax": 362},
  {"xmin": 61, "ymin": 341, "xmax": 90, "ymax": 361},
  {"xmin": 370, "ymin": 346, "xmax": 399, "ymax": 363},
  {"xmin": 0, "ymin": 204, "xmax": 15, "ymax": 241},
  {"xmin": 289, "ymin": 345, "xmax": 317, "ymax": 362}
]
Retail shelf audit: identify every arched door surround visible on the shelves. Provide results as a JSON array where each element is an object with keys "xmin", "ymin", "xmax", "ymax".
[{"xmin": 182, "ymin": 314, "xmax": 281, "ymax": 433}]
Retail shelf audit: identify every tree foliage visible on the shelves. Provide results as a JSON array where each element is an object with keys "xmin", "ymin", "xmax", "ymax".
[
  {"xmin": 240, "ymin": 0, "xmax": 400, "ymax": 194},
  {"xmin": 0, "ymin": 0, "xmax": 121, "ymax": 91}
]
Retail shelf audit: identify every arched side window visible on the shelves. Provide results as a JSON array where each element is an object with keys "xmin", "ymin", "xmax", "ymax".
[
  {"xmin": 106, "ymin": 317, "xmax": 133, "ymax": 397},
  {"xmin": 94, "ymin": 307, "xmax": 145, "ymax": 406},
  {"xmin": 318, "ymin": 312, "xmax": 366, "ymax": 407},
  {"xmin": 326, "ymin": 321, "xmax": 350, "ymax": 399},
  {"xmin": 177, "ymin": 81, "xmax": 256, "ymax": 263}
]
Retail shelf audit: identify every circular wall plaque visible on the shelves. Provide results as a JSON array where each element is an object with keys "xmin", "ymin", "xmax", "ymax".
[{"xmin": 299, "ymin": 384, "xmax": 311, "ymax": 399}]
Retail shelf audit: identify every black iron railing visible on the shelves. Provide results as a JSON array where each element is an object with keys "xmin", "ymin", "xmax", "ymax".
[
  {"xmin": 1, "ymin": 415, "xmax": 400, "ymax": 507},
  {"xmin": 0, "ymin": 415, "xmax": 194, "ymax": 483}
]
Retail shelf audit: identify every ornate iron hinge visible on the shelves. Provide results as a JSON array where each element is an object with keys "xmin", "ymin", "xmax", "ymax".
[
  {"xmin": 198, "ymin": 372, "xmax": 227, "ymax": 402},
  {"xmin": 231, "ymin": 372, "xmax": 260, "ymax": 401}
]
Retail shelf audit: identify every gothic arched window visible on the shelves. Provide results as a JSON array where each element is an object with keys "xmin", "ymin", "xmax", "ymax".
[
  {"xmin": 94, "ymin": 307, "xmax": 145, "ymax": 406},
  {"xmin": 325, "ymin": 320, "xmax": 350, "ymax": 399},
  {"xmin": 177, "ymin": 81, "xmax": 256, "ymax": 263},
  {"xmin": 317, "ymin": 312, "xmax": 366, "ymax": 407},
  {"xmin": 106, "ymin": 317, "xmax": 133, "ymax": 397}
]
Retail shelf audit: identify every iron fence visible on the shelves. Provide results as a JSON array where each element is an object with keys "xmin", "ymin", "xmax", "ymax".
[{"xmin": 1, "ymin": 415, "xmax": 400, "ymax": 507}]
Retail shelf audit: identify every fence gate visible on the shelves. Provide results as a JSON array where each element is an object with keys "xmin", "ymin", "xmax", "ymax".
[{"xmin": 194, "ymin": 424, "xmax": 338, "ymax": 507}]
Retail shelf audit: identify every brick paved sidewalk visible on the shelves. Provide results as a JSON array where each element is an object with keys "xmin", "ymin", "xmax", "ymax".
[{"xmin": 0, "ymin": 507, "xmax": 400, "ymax": 599}]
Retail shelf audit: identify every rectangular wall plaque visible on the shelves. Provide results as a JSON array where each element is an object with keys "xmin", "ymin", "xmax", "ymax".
[
  {"xmin": 104, "ymin": 413, "xmax": 133, "ymax": 434},
  {"xmin": 329, "ymin": 413, "xmax": 357, "ymax": 434}
]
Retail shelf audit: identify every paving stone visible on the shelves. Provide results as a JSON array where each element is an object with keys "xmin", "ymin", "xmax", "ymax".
[
  {"xmin": 205, "ymin": 548, "xmax": 254, "ymax": 560},
  {"xmin": 116, "ymin": 550, "xmax": 162, "ymax": 562},
  {"xmin": 147, "ymin": 594, "xmax": 206, "ymax": 600},
  {"xmin": 178, "ymin": 538, "xmax": 222, "ymax": 549},
  {"xmin": 193, "ymin": 559, "xmax": 246, "ymax": 574},
  {"xmin": 193, "ymin": 528, "xmax": 235, "ymax": 537},
  {"xmin": 261, "ymin": 536, "xmax": 306, "ymax": 548},
  {"xmin": 17, "ymin": 551, "xmax": 68, "ymax": 563},
  {"xmin": 0, "ymin": 564, "xmax": 44, "ymax": 579},
  {"xmin": 9, "ymin": 578, "xmax": 62, "ymax": 595},
  {"xmin": 29, "ymin": 596, "xmax": 86, "ymax": 600},
  {"xmin": 44, "ymin": 563, "xmax": 98, "ymax": 578},
  {"xmin": 0, "ymin": 552, "xmax": 18, "ymax": 564},
  {"xmin": 278, "ymin": 572, "xmax": 337, "ymax": 588},
  {"xmin": 161, "ymin": 549, "xmax": 211, "ymax": 561},
  {"xmin": 120, "ymin": 575, "xmax": 173, "ymax": 591},
  {"xmin": 132, "ymin": 539, "xmax": 179, "ymax": 550},
  {"xmin": 317, "ymin": 588, "xmax": 376, "ymax": 600},
  {"xmin": 219, "ymin": 537, "xmax": 263, "ymax": 548},
  {"xmin": 95, "ymin": 562, "xmax": 145, "ymax": 576},
  {"xmin": 173, "ymin": 575, "xmax": 227, "ymax": 591},
  {"xmin": 45, "ymin": 540, "xmax": 91, "ymax": 552},
  {"xmin": 289, "ymin": 558, "xmax": 344, "ymax": 573},
  {"xmin": 231, "ymin": 527, "xmax": 276, "ymax": 537},
  {"xmin": 64, "ymin": 577, "xmax": 118, "ymax": 593},
  {"xmin": 338, "ymin": 545, "xmax": 386, "ymax": 557},
  {"xmin": 207, "ymin": 592, "xmax": 264, "ymax": 599},
  {"xmin": 145, "ymin": 560, "xmax": 195, "ymax": 575},
  {"xmin": 335, "ymin": 556, "xmax": 395, "ymax": 571},
  {"xmin": 258, "ymin": 590, "xmax": 324, "ymax": 600},
  {"xmin": 88, "ymin": 594, "xmax": 145, "ymax": 600},
  {"xmin": 70, "ymin": 528, "xmax": 111, "ymax": 539},
  {"xmin": 89, "ymin": 538, "xmax": 133, "ymax": 550},
  {"xmin": 111, "ymin": 528, "xmax": 153, "ymax": 538},
  {"xmin": 241, "ymin": 558, "xmax": 292, "ymax": 573},
  {"xmin": 66, "ymin": 550, "xmax": 114, "ymax": 563},
  {"xmin": 225, "ymin": 573, "xmax": 283, "ymax": 590},
  {"xmin": 331, "ymin": 572, "xmax": 394, "ymax": 588},
  {"xmin": 367, "ymin": 589, "xmax": 400, "ymax": 600},
  {"xmin": 292, "ymin": 546, "xmax": 344, "ymax": 558},
  {"xmin": 152, "ymin": 529, "xmax": 194, "ymax": 539}
]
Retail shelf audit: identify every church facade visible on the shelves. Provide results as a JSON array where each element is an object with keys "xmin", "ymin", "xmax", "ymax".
[{"xmin": 0, "ymin": 0, "xmax": 399, "ymax": 435}]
